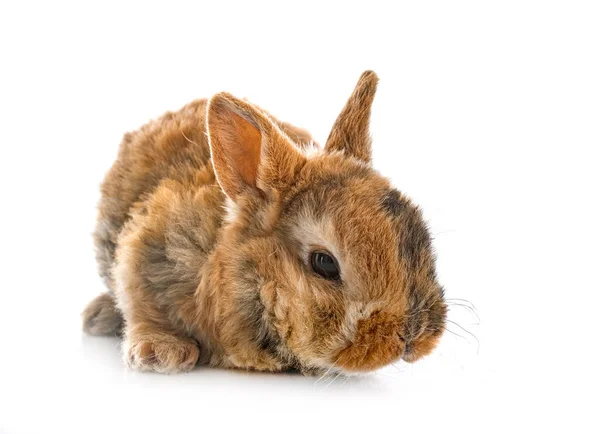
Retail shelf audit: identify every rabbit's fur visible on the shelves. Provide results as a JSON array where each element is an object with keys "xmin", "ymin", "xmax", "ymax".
[{"xmin": 83, "ymin": 71, "xmax": 447, "ymax": 375}]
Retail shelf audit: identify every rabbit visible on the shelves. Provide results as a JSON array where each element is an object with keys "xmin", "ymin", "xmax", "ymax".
[{"xmin": 82, "ymin": 71, "xmax": 447, "ymax": 375}]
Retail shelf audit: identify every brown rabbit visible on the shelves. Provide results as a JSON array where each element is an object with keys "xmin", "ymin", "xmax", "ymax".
[{"xmin": 82, "ymin": 71, "xmax": 447, "ymax": 375}]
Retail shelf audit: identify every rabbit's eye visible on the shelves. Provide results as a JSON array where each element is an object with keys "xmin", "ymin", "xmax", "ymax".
[{"xmin": 310, "ymin": 251, "xmax": 340, "ymax": 280}]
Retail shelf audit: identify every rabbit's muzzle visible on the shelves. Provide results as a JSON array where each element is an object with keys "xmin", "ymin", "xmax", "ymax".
[{"xmin": 334, "ymin": 311, "xmax": 405, "ymax": 372}]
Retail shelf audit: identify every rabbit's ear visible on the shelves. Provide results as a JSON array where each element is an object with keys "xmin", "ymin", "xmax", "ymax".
[
  {"xmin": 324, "ymin": 70, "xmax": 379, "ymax": 164},
  {"xmin": 207, "ymin": 93, "xmax": 306, "ymax": 201}
]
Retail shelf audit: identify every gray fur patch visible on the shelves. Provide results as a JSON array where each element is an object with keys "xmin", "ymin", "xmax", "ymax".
[{"xmin": 382, "ymin": 189, "xmax": 432, "ymax": 269}]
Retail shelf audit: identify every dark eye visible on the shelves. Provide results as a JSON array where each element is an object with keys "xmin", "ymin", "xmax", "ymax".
[{"xmin": 310, "ymin": 250, "xmax": 340, "ymax": 280}]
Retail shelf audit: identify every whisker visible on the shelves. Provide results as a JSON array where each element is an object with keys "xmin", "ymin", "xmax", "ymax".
[
  {"xmin": 447, "ymin": 302, "xmax": 480, "ymax": 324},
  {"xmin": 445, "ymin": 319, "xmax": 480, "ymax": 354},
  {"xmin": 341, "ymin": 374, "xmax": 351, "ymax": 387},
  {"xmin": 314, "ymin": 364, "xmax": 335, "ymax": 385},
  {"xmin": 390, "ymin": 363, "xmax": 406, "ymax": 373},
  {"xmin": 314, "ymin": 355, "xmax": 341, "ymax": 385},
  {"xmin": 436, "ymin": 326, "xmax": 470, "ymax": 341},
  {"xmin": 447, "ymin": 300, "xmax": 478, "ymax": 312},
  {"xmin": 404, "ymin": 309, "xmax": 427, "ymax": 319},
  {"xmin": 432, "ymin": 229, "xmax": 457, "ymax": 238},
  {"xmin": 324, "ymin": 371, "xmax": 343, "ymax": 389},
  {"xmin": 446, "ymin": 298, "xmax": 476, "ymax": 309}
]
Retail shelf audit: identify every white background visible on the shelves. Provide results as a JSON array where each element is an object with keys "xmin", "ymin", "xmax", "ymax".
[{"xmin": 1, "ymin": 1, "xmax": 598, "ymax": 433}]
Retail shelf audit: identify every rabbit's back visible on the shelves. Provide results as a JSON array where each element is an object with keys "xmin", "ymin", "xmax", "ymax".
[{"xmin": 94, "ymin": 99, "xmax": 214, "ymax": 289}]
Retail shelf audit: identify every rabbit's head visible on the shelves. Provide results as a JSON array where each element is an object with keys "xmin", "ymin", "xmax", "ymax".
[{"xmin": 207, "ymin": 71, "xmax": 446, "ymax": 373}]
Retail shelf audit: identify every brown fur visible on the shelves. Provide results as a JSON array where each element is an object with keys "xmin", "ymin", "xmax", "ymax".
[{"xmin": 83, "ymin": 71, "xmax": 447, "ymax": 375}]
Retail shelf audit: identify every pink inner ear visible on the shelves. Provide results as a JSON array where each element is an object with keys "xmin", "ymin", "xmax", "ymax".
[
  {"xmin": 226, "ymin": 111, "xmax": 262, "ymax": 189},
  {"xmin": 209, "ymin": 96, "xmax": 265, "ymax": 199},
  {"xmin": 208, "ymin": 93, "xmax": 308, "ymax": 199}
]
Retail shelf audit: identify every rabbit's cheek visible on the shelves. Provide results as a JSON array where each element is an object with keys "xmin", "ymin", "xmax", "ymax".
[{"xmin": 333, "ymin": 311, "xmax": 404, "ymax": 372}]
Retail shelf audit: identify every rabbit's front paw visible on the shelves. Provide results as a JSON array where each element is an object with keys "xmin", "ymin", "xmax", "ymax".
[{"xmin": 125, "ymin": 335, "xmax": 200, "ymax": 373}]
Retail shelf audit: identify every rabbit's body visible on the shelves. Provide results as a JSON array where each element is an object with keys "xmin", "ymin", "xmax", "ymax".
[
  {"xmin": 93, "ymin": 99, "xmax": 213, "ymax": 292},
  {"xmin": 83, "ymin": 72, "xmax": 447, "ymax": 375},
  {"xmin": 87, "ymin": 99, "xmax": 315, "ymax": 372}
]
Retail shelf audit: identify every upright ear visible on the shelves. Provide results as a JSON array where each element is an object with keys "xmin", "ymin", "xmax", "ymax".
[
  {"xmin": 207, "ymin": 93, "xmax": 306, "ymax": 201},
  {"xmin": 324, "ymin": 70, "xmax": 379, "ymax": 163}
]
